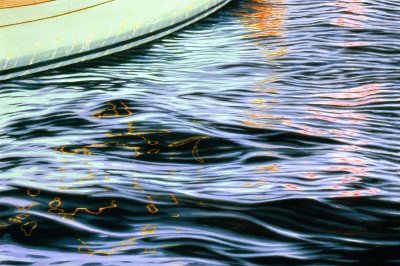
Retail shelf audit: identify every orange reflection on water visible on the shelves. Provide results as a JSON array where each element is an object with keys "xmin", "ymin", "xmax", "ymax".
[
  {"xmin": 238, "ymin": 0, "xmax": 286, "ymax": 38},
  {"xmin": 238, "ymin": 1, "xmax": 288, "ymax": 130}
]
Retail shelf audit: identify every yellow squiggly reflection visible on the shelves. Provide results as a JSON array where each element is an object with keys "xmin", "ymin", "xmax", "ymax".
[
  {"xmin": 20, "ymin": 221, "xmax": 38, "ymax": 237},
  {"xmin": 56, "ymin": 107, "xmax": 208, "ymax": 163},
  {"xmin": 133, "ymin": 178, "xmax": 159, "ymax": 214},
  {"xmin": 143, "ymin": 248, "xmax": 157, "ymax": 254},
  {"xmin": 141, "ymin": 224, "xmax": 156, "ymax": 235},
  {"xmin": 47, "ymin": 100, "xmax": 209, "ymax": 255},
  {"xmin": 93, "ymin": 101, "xmax": 133, "ymax": 119},
  {"xmin": 77, "ymin": 237, "xmax": 136, "ymax": 256},
  {"xmin": 168, "ymin": 136, "xmax": 209, "ymax": 147},
  {"xmin": 169, "ymin": 136, "xmax": 209, "ymax": 164},
  {"xmin": 16, "ymin": 203, "xmax": 39, "ymax": 210},
  {"xmin": 27, "ymin": 189, "xmax": 40, "ymax": 197},
  {"xmin": 170, "ymin": 193, "xmax": 179, "ymax": 205},
  {"xmin": 48, "ymin": 197, "xmax": 117, "ymax": 218}
]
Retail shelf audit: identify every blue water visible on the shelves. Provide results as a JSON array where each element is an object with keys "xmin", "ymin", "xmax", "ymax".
[{"xmin": 1, "ymin": 0, "xmax": 400, "ymax": 265}]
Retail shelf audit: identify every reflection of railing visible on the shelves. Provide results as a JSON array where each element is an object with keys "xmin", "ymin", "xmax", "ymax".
[
  {"xmin": 1, "ymin": 101, "xmax": 202, "ymax": 258},
  {"xmin": 55, "ymin": 101, "xmax": 209, "ymax": 163}
]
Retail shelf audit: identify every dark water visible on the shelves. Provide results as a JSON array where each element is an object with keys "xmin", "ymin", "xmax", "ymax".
[{"xmin": 1, "ymin": 0, "xmax": 400, "ymax": 265}]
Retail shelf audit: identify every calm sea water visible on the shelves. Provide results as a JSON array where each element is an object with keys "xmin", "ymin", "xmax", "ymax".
[{"xmin": 1, "ymin": 0, "xmax": 400, "ymax": 265}]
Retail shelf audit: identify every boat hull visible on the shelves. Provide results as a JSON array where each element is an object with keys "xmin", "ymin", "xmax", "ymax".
[{"xmin": 0, "ymin": 0, "xmax": 230, "ymax": 80}]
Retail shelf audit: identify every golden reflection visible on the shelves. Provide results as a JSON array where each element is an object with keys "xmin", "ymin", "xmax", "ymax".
[
  {"xmin": 27, "ymin": 188, "xmax": 40, "ymax": 197},
  {"xmin": 15, "ymin": 214, "xmax": 30, "ymax": 220},
  {"xmin": 8, "ymin": 217, "xmax": 22, "ymax": 224},
  {"xmin": 48, "ymin": 197, "xmax": 117, "ymax": 217},
  {"xmin": 16, "ymin": 203, "xmax": 39, "ymax": 210},
  {"xmin": 242, "ymin": 182, "xmax": 269, "ymax": 187},
  {"xmin": 170, "ymin": 192, "xmax": 180, "ymax": 205},
  {"xmin": 143, "ymin": 248, "xmax": 157, "ymax": 254},
  {"xmin": 141, "ymin": 224, "xmax": 156, "ymax": 235},
  {"xmin": 169, "ymin": 136, "xmax": 209, "ymax": 164},
  {"xmin": 5, "ymin": 103, "xmax": 190, "ymax": 257},
  {"xmin": 133, "ymin": 178, "xmax": 159, "ymax": 214},
  {"xmin": 56, "ymin": 103, "xmax": 209, "ymax": 163},
  {"xmin": 20, "ymin": 221, "xmax": 38, "ymax": 237},
  {"xmin": 3, "ymin": 202, "xmax": 41, "ymax": 236},
  {"xmin": 93, "ymin": 101, "xmax": 133, "ymax": 119},
  {"xmin": 168, "ymin": 136, "xmax": 209, "ymax": 147},
  {"xmin": 78, "ymin": 237, "xmax": 136, "ymax": 256},
  {"xmin": 46, "ymin": 100, "xmax": 208, "ymax": 254},
  {"xmin": 254, "ymin": 164, "xmax": 280, "ymax": 173}
]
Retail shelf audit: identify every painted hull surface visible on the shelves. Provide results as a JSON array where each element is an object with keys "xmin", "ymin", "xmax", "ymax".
[{"xmin": 0, "ymin": 0, "xmax": 230, "ymax": 80}]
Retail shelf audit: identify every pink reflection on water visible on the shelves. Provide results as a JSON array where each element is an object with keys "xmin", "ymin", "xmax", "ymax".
[
  {"xmin": 337, "ymin": 41, "xmax": 369, "ymax": 47},
  {"xmin": 331, "ymin": 17, "xmax": 363, "ymax": 28}
]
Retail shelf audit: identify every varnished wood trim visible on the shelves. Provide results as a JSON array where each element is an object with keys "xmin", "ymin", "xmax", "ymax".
[
  {"xmin": 0, "ymin": 0, "xmax": 55, "ymax": 9},
  {"xmin": 0, "ymin": 0, "xmax": 114, "ymax": 28}
]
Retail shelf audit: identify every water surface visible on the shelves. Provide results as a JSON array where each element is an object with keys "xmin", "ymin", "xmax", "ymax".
[{"xmin": 1, "ymin": 0, "xmax": 400, "ymax": 265}]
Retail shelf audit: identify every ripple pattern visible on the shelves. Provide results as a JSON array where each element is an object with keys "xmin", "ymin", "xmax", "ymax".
[{"xmin": 1, "ymin": 0, "xmax": 400, "ymax": 265}]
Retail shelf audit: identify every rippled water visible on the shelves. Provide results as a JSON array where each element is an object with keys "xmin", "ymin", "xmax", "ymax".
[{"xmin": 1, "ymin": 0, "xmax": 400, "ymax": 265}]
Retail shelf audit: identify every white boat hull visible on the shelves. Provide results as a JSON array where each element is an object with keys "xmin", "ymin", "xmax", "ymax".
[{"xmin": 0, "ymin": 0, "xmax": 230, "ymax": 80}]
